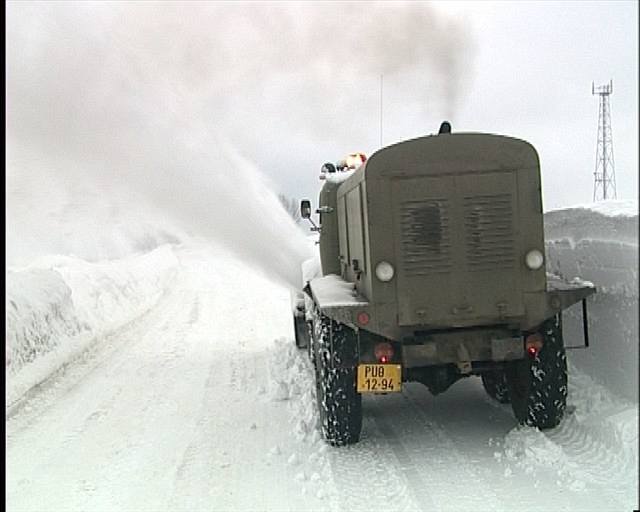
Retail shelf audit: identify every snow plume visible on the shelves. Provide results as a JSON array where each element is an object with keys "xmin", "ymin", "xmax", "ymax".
[
  {"xmin": 6, "ymin": 131, "xmax": 310, "ymax": 288},
  {"xmin": 6, "ymin": 2, "xmax": 474, "ymax": 285},
  {"xmin": 7, "ymin": 2, "xmax": 319, "ymax": 288}
]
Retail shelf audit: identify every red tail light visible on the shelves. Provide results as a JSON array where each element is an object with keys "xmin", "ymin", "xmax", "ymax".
[
  {"xmin": 525, "ymin": 333, "xmax": 543, "ymax": 359},
  {"xmin": 374, "ymin": 342, "xmax": 394, "ymax": 363}
]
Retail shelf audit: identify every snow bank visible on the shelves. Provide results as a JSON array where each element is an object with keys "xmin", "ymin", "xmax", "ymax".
[
  {"xmin": 6, "ymin": 269, "xmax": 90, "ymax": 374},
  {"xmin": 6, "ymin": 245, "xmax": 180, "ymax": 406},
  {"xmin": 544, "ymin": 201, "xmax": 638, "ymax": 403},
  {"xmin": 34, "ymin": 245, "xmax": 180, "ymax": 331}
]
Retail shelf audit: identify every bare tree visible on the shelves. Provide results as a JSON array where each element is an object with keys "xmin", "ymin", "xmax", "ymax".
[{"xmin": 278, "ymin": 194, "xmax": 301, "ymax": 224}]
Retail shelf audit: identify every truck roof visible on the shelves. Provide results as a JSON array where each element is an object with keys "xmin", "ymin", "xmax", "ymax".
[{"xmin": 363, "ymin": 132, "xmax": 539, "ymax": 179}]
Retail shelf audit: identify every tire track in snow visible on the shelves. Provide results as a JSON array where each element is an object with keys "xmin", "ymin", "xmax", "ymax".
[
  {"xmin": 167, "ymin": 327, "xmax": 226, "ymax": 512},
  {"xmin": 478, "ymin": 378, "xmax": 635, "ymax": 510},
  {"xmin": 539, "ymin": 412, "xmax": 635, "ymax": 505},
  {"xmin": 369, "ymin": 388, "xmax": 505, "ymax": 512},
  {"xmin": 367, "ymin": 407, "xmax": 439, "ymax": 511},
  {"xmin": 325, "ymin": 413, "xmax": 424, "ymax": 512},
  {"xmin": 166, "ymin": 287, "xmax": 250, "ymax": 511},
  {"xmin": 165, "ymin": 258, "xmax": 241, "ymax": 509},
  {"xmin": 60, "ymin": 285, "xmax": 196, "ymax": 447},
  {"xmin": 165, "ymin": 262, "xmax": 313, "ymax": 512}
]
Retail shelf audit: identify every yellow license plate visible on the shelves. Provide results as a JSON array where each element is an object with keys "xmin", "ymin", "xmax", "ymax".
[{"xmin": 357, "ymin": 364, "xmax": 402, "ymax": 393}]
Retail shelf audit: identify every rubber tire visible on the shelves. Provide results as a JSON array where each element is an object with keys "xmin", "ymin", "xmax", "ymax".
[
  {"xmin": 312, "ymin": 309, "xmax": 362, "ymax": 446},
  {"xmin": 481, "ymin": 370, "xmax": 511, "ymax": 404},
  {"xmin": 293, "ymin": 314, "xmax": 309, "ymax": 349},
  {"xmin": 307, "ymin": 320, "xmax": 316, "ymax": 368},
  {"xmin": 506, "ymin": 315, "xmax": 568, "ymax": 429}
]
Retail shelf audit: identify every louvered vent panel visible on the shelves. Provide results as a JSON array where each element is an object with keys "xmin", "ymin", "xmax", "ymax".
[
  {"xmin": 400, "ymin": 199, "xmax": 451, "ymax": 275},
  {"xmin": 463, "ymin": 194, "xmax": 515, "ymax": 271}
]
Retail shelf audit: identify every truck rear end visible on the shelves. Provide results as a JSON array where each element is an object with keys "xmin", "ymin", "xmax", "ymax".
[{"xmin": 298, "ymin": 126, "xmax": 595, "ymax": 446}]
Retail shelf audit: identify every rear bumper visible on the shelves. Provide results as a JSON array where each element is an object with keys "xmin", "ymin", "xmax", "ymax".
[
  {"xmin": 401, "ymin": 327, "xmax": 523, "ymax": 367},
  {"xmin": 309, "ymin": 274, "xmax": 597, "ymax": 345},
  {"xmin": 522, "ymin": 278, "xmax": 596, "ymax": 330}
]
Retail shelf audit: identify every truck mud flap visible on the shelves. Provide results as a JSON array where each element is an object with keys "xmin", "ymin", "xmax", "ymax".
[{"xmin": 564, "ymin": 298, "xmax": 591, "ymax": 349}]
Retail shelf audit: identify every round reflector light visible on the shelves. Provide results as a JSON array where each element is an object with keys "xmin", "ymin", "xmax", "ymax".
[
  {"xmin": 525, "ymin": 249, "xmax": 544, "ymax": 270},
  {"xmin": 375, "ymin": 261, "xmax": 395, "ymax": 282},
  {"xmin": 357, "ymin": 311, "xmax": 370, "ymax": 325}
]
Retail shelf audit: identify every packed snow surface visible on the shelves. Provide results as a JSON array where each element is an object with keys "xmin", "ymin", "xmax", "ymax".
[{"xmin": 6, "ymin": 205, "xmax": 638, "ymax": 512}]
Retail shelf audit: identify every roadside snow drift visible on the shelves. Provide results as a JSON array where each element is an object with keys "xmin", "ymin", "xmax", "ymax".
[{"xmin": 6, "ymin": 245, "xmax": 180, "ymax": 408}]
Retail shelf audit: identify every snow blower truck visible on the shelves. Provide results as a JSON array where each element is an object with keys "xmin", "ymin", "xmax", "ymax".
[{"xmin": 294, "ymin": 122, "xmax": 596, "ymax": 446}]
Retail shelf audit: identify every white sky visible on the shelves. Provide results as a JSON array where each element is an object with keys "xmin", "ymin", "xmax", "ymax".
[
  {"xmin": 7, "ymin": 0, "xmax": 639, "ymax": 222},
  {"xmin": 428, "ymin": 0, "xmax": 639, "ymax": 211}
]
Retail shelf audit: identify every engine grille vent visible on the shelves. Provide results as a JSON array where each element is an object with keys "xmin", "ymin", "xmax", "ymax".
[
  {"xmin": 400, "ymin": 199, "xmax": 452, "ymax": 275},
  {"xmin": 463, "ymin": 194, "xmax": 515, "ymax": 271}
]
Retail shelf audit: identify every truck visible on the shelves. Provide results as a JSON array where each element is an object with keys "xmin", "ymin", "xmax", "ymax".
[{"xmin": 294, "ymin": 122, "xmax": 596, "ymax": 446}]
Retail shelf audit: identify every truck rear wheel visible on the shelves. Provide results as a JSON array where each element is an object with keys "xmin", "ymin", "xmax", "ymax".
[
  {"xmin": 506, "ymin": 315, "xmax": 567, "ymax": 429},
  {"xmin": 293, "ymin": 313, "xmax": 309, "ymax": 349},
  {"xmin": 481, "ymin": 370, "xmax": 511, "ymax": 404},
  {"xmin": 307, "ymin": 319, "xmax": 316, "ymax": 368},
  {"xmin": 312, "ymin": 310, "xmax": 362, "ymax": 446}
]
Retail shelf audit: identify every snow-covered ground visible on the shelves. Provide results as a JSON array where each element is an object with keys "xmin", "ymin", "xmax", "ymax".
[{"xmin": 6, "ymin": 203, "xmax": 638, "ymax": 512}]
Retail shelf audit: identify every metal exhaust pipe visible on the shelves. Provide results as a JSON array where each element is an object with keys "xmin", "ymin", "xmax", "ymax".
[{"xmin": 438, "ymin": 121, "xmax": 452, "ymax": 134}]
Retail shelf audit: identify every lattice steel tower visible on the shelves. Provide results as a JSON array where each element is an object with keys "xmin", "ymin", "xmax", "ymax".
[{"xmin": 592, "ymin": 80, "xmax": 617, "ymax": 201}]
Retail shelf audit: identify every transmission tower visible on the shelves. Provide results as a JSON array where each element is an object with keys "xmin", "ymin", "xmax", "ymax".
[{"xmin": 592, "ymin": 80, "xmax": 617, "ymax": 201}]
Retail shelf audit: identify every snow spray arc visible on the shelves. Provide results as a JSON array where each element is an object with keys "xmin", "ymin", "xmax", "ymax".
[
  {"xmin": 6, "ymin": 2, "xmax": 475, "ymax": 285},
  {"xmin": 6, "ymin": 3, "xmax": 312, "ymax": 288}
]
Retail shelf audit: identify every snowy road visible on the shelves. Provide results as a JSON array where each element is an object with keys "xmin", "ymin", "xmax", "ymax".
[{"xmin": 6, "ymin": 244, "xmax": 637, "ymax": 512}]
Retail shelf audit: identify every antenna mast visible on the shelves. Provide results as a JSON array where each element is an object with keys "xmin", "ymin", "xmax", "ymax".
[{"xmin": 592, "ymin": 80, "xmax": 617, "ymax": 201}]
